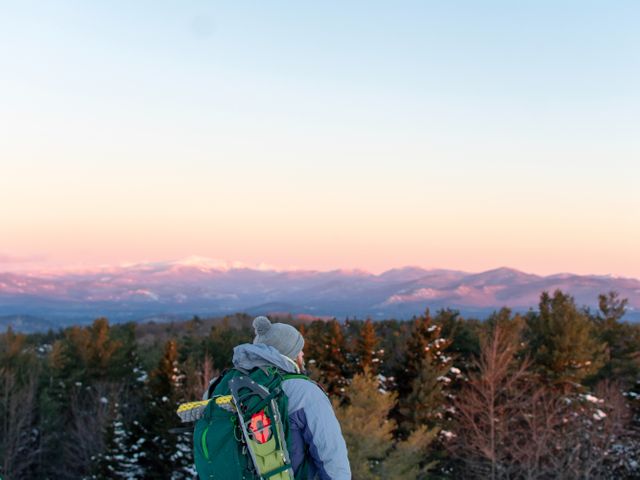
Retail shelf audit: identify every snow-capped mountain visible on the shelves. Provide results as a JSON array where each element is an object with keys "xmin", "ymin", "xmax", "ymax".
[{"xmin": 1, "ymin": 259, "xmax": 639, "ymax": 331}]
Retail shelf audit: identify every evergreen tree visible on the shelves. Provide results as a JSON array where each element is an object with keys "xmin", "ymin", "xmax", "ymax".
[
  {"xmin": 300, "ymin": 320, "xmax": 324, "ymax": 365},
  {"xmin": 435, "ymin": 309, "xmax": 481, "ymax": 367},
  {"xmin": 135, "ymin": 340, "xmax": 193, "ymax": 479},
  {"xmin": 525, "ymin": 290, "xmax": 605, "ymax": 387},
  {"xmin": 399, "ymin": 356, "xmax": 450, "ymax": 434},
  {"xmin": 396, "ymin": 310, "xmax": 435, "ymax": 398},
  {"xmin": 598, "ymin": 291, "xmax": 628, "ymax": 325},
  {"xmin": 373, "ymin": 319, "xmax": 409, "ymax": 379},
  {"xmin": 203, "ymin": 319, "xmax": 252, "ymax": 370},
  {"xmin": 594, "ymin": 292, "xmax": 639, "ymax": 384},
  {"xmin": 335, "ymin": 369, "xmax": 437, "ymax": 479},
  {"xmin": 315, "ymin": 320, "xmax": 350, "ymax": 397},
  {"xmin": 4, "ymin": 299, "xmax": 638, "ymax": 479},
  {"xmin": 52, "ymin": 318, "xmax": 122, "ymax": 384},
  {"xmin": 593, "ymin": 292, "xmax": 640, "ymax": 426},
  {"xmin": 39, "ymin": 318, "xmax": 127, "ymax": 479},
  {"xmin": 355, "ymin": 319, "xmax": 381, "ymax": 375},
  {"xmin": 92, "ymin": 403, "xmax": 139, "ymax": 479},
  {"xmin": 395, "ymin": 310, "xmax": 453, "ymax": 435},
  {"xmin": 485, "ymin": 308, "xmax": 525, "ymax": 350},
  {"xmin": 93, "ymin": 324, "xmax": 148, "ymax": 479}
]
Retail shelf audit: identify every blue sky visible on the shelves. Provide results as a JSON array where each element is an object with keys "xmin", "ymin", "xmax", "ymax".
[{"xmin": 1, "ymin": 1, "xmax": 639, "ymax": 276}]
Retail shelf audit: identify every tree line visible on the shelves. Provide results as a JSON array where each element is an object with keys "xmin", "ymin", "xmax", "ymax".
[{"xmin": 0, "ymin": 290, "xmax": 639, "ymax": 479}]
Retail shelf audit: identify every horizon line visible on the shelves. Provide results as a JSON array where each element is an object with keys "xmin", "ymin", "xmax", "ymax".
[{"xmin": 0, "ymin": 255, "xmax": 638, "ymax": 282}]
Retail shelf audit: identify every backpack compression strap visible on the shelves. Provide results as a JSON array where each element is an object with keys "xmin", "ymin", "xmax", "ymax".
[
  {"xmin": 229, "ymin": 374, "xmax": 295, "ymax": 480},
  {"xmin": 176, "ymin": 371, "xmax": 318, "ymax": 424}
]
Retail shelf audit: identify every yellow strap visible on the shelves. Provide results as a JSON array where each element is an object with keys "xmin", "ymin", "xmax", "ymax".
[
  {"xmin": 215, "ymin": 395, "xmax": 233, "ymax": 405},
  {"xmin": 176, "ymin": 399, "xmax": 209, "ymax": 414},
  {"xmin": 176, "ymin": 394, "xmax": 234, "ymax": 415}
]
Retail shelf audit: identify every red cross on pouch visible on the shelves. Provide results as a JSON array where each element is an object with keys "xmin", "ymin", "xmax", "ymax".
[{"xmin": 249, "ymin": 410, "xmax": 272, "ymax": 444}]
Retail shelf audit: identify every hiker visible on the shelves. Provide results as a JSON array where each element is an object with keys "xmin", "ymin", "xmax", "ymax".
[{"xmin": 196, "ymin": 316, "xmax": 351, "ymax": 480}]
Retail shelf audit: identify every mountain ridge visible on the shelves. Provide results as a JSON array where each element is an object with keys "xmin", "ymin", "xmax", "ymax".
[{"xmin": 1, "ymin": 260, "xmax": 638, "ymax": 331}]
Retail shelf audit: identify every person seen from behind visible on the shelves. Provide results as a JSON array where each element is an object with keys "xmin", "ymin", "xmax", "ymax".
[{"xmin": 204, "ymin": 316, "xmax": 351, "ymax": 479}]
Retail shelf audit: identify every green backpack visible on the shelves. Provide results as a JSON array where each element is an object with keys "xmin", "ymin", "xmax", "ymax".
[{"xmin": 193, "ymin": 367, "xmax": 309, "ymax": 480}]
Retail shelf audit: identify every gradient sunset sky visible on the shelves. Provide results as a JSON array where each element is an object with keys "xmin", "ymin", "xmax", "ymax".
[{"xmin": 1, "ymin": 1, "xmax": 639, "ymax": 277}]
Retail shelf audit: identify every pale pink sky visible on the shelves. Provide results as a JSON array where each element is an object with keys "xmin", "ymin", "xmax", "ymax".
[{"xmin": 1, "ymin": 188, "xmax": 638, "ymax": 277}]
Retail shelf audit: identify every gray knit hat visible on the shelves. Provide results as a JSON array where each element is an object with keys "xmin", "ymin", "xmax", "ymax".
[{"xmin": 252, "ymin": 316, "xmax": 304, "ymax": 360}]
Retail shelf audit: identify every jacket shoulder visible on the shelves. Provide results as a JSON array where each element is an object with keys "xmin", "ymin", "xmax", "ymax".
[{"xmin": 282, "ymin": 377, "xmax": 331, "ymax": 413}]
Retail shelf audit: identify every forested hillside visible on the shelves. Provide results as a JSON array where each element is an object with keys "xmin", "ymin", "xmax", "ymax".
[{"xmin": 1, "ymin": 290, "xmax": 639, "ymax": 479}]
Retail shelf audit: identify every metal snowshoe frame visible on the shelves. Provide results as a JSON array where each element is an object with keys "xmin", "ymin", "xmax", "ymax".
[{"xmin": 229, "ymin": 374, "xmax": 295, "ymax": 480}]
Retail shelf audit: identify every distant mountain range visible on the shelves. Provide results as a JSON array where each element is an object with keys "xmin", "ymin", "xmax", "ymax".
[{"xmin": 1, "ymin": 257, "xmax": 639, "ymax": 332}]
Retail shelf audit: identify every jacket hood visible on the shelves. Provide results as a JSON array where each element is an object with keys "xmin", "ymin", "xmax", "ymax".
[{"xmin": 232, "ymin": 343, "xmax": 298, "ymax": 373}]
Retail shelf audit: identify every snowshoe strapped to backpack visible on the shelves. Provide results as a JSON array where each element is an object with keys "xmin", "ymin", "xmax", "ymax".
[{"xmin": 193, "ymin": 367, "xmax": 309, "ymax": 480}]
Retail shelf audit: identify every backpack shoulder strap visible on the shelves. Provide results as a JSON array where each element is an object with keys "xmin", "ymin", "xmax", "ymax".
[
  {"xmin": 204, "ymin": 369, "xmax": 226, "ymax": 399},
  {"xmin": 281, "ymin": 373, "xmax": 311, "ymax": 382},
  {"xmin": 205, "ymin": 367, "xmax": 244, "ymax": 399}
]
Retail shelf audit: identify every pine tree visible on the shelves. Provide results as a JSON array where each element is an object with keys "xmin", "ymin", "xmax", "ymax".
[
  {"xmin": 435, "ymin": 310, "xmax": 481, "ymax": 375},
  {"xmin": 396, "ymin": 310, "xmax": 436, "ymax": 398},
  {"xmin": 335, "ymin": 370, "xmax": 437, "ymax": 479},
  {"xmin": 300, "ymin": 321, "xmax": 323, "ymax": 364},
  {"xmin": 595, "ymin": 291, "xmax": 638, "ymax": 384},
  {"xmin": 204, "ymin": 320, "xmax": 252, "ymax": 370},
  {"xmin": 598, "ymin": 291, "xmax": 628, "ymax": 326},
  {"xmin": 525, "ymin": 290, "xmax": 605, "ymax": 387},
  {"xmin": 400, "ymin": 359, "xmax": 450, "ymax": 434},
  {"xmin": 39, "ymin": 318, "xmax": 128, "ymax": 479},
  {"xmin": 355, "ymin": 319, "xmax": 381, "ymax": 375},
  {"xmin": 92, "ymin": 403, "xmax": 139, "ymax": 479},
  {"xmin": 317, "ymin": 320, "xmax": 350, "ymax": 397},
  {"xmin": 93, "ymin": 325, "xmax": 148, "ymax": 479},
  {"xmin": 395, "ymin": 310, "xmax": 453, "ymax": 435},
  {"xmin": 593, "ymin": 292, "xmax": 640, "ymax": 429},
  {"xmin": 135, "ymin": 340, "xmax": 193, "ymax": 479}
]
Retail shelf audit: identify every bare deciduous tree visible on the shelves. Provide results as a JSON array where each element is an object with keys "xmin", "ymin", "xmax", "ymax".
[
  {"xmin": 197, "ymin": 354, "xmax": 216, "ymax": 398},
  {"xmin": 58, "ymin": 382, "xmax": 118, "ymax": 478},
  {"xmin": 450, "ymin": 324, "xmax": 634, "ymax": 480},
  {"xmin": 449, "ymin": 323, "xmax": 536, "ymax": 479},
  {"xmin": 182, "ymin": 354, "xmax": 217, "ymax": 401},
  {"xmin": 0, "ymin": 368, "xmax": 39, "ymax": 480}
]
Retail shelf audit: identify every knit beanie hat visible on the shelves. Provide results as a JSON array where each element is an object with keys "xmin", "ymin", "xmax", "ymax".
[{"xmin": 252, "ymin": 316, "xmax": 304, "ymax": 360}]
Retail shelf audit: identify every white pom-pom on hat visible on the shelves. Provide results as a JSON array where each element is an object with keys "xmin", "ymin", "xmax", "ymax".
[{"xmin": 253, "ymin": 316, "xmax": 272, "ymax": 336}]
